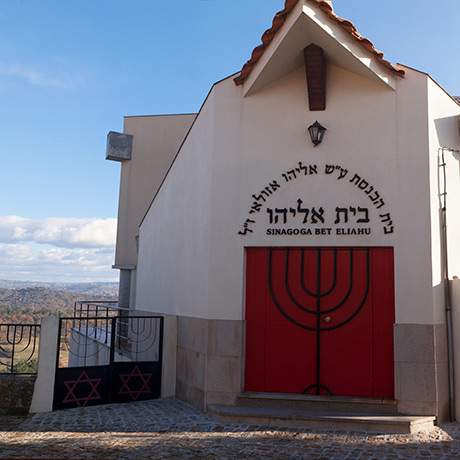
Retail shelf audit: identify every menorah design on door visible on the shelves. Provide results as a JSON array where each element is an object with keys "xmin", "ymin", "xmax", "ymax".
[{"xmin": 268, "ymin": 247, "xmax": 370, "ymax": 396}]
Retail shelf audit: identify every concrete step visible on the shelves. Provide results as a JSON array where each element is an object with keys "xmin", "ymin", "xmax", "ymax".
[
  {"xmin": 238, "ymin": 392, "xmax": 399, "ymax": 415},
  {"xmin": 208, "ymin": 404, "xmax": 436, "ymax": 435}
]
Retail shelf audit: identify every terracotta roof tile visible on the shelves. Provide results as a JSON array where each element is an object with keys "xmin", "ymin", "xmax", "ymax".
[{"xmin": 234, "ymin": 0, "xmax": 405, "ymax": 86}]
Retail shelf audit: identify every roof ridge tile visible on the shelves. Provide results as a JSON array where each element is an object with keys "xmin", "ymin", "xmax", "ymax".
[{"xmin": 234, "ymin": 0, "xmax": 405, "ymax": 86}]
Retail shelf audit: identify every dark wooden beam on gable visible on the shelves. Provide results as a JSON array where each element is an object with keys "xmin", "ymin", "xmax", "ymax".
[{"xmin": 304, "ymin": 44, "xmax": 327, "ymax": 111}]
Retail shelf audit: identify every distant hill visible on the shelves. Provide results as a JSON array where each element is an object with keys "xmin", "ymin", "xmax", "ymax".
[
  {"xmin": 0, "ymin": 281, "xmax": 118, "ymax": 323},
  {"xmin": 0, "ymin": 280, "xmax": 118, "ymax": 294}
]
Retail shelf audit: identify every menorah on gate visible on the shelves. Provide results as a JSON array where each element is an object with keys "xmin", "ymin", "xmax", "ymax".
[
  {"xmin": 268, "ymin": 247, "xmax": 370, "ymax": 396},
  {"xmin": 0, "ymin": 324, "xmax": 40, "ymax": 374}
]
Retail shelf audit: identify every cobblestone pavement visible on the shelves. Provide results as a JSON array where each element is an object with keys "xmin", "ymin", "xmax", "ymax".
[
  {"xmin": 0, "ymin": 399, "xmax": 459, "ymax": 459},
  {"xmin": 0, "ymin": 417, "xmax": 26, "ymax": 433}
]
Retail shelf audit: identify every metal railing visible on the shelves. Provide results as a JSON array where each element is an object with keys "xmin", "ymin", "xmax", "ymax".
[
  {"xmin": 0, "ymin": 324, "xmax": 41, "ymax": 375},
  {"xmin": 58, "ymin": 300, "xmax": 162, "ymax": 369},
  {"xmin": 73, "ymin": 300, "xmax": 124, "ymax": 319},
  {"xmin": 70, "ymin": 300, "xmax": 128, "ymax": 346},
  {"xmin": 57, "ymin": 315, "xmax": 163, "ymax": 368}
]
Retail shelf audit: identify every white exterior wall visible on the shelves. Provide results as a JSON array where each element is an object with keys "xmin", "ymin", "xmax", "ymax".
[
  {"xmin": 115, "ymin": 114, "xmax": 196, "ymax": 269},
  {"xmin": 135, "ymin": 63, "xmax": 439, "ymax": 325},
  {"xmin": 427, "ymin": 79, "xmax": 460, "ymax": 324},
  {"xmin": 135, "ymin": 91, "xmax": 215, "ymax": 316}
]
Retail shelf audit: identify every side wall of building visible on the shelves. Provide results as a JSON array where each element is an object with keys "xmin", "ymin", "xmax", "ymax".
[
  {"xmin": 427, "ymin": 79, "xmax": 460, "ymax": 419},
  {"xmin": 114, "ymin": 114, "xmax": 196, "ymax": 306},
  {"xmin": 134, "ymin": 94, "xmax": 216, "ymax": 407}
]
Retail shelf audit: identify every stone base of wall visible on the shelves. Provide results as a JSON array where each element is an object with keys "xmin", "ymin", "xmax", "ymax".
[
  {"xmin": 0, "ymin": 375, "xmax": 36, "ymax": 415},
  {"xmin": 175, "ymin": 316, "xmax": 447, "ymax": 420},
  {"xmin": 176, "ymin": 316, "xmax": 243, "ymax": 410},
  {"xmin": 394, "ymin": 323, "xmax": 449, "ymax": 421}
]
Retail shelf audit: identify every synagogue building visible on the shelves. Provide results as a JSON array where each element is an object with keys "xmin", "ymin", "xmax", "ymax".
[{"xmin": 107, "ymin": 0, "xmax": 460, "ymax": 425}]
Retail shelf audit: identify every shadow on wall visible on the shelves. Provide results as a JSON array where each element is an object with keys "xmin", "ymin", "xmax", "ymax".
[
  {"xmin": 434, "ymin": 116, "xmax": 460, "ymax": 422},
  {"xmin": 434, "ymin": 115, "xmax": 460, "ymax": 285},
  {"xmin": 434, "ymin": 115, "xmax": 460, "ymax": 153},
  {"xmin": 434, "ymin": 115, "xmax": 460, "ymax": 212}
]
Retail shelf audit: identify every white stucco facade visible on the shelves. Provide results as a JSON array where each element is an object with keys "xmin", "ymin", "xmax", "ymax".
[{"xmin": 135, "ymin": 64, "xmax": 460, "ymax": 327}]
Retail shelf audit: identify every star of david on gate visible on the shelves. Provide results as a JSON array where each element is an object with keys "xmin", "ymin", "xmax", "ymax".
[
  {"xmin": 63, "ymin": 371, "xmax": 102, "ymax": 407},
  {"xmin": 119, "ymin": 365, "xmax": 152, "ymax": 400}
]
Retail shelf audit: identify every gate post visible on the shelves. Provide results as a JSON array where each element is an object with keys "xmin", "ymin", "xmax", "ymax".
[
  {"xmin": 29, "ymin": 316, "xmax": 59, "ymax": 413},
  {"xmin": 161, "ymin": 314, "xmax": 177, "ymax": 398}
]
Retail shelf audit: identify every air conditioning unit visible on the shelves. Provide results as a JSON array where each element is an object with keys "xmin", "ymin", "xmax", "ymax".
[{"xmin": 106, "ymin": 131, "xmax": 133, "ymax": 162}]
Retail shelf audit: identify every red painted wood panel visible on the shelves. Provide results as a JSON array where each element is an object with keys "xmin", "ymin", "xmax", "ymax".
[{"xmin": 244, "ymin": 247, "xmax": 395, "ymax": 399}]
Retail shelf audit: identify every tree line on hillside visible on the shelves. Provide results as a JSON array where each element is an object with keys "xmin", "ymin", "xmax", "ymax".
[{"xmin": 0, "ymin": 285, "xmax": 118, "ymax": 323}]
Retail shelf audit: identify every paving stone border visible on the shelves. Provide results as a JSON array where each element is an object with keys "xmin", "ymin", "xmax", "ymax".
[{"xmin": 0, "ymin": 399, "xmax": 459, "ymax": 459}]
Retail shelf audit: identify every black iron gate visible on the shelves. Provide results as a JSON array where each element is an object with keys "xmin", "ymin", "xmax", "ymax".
[{"xmin": 53, "ymin": 311, "xmax": 163, "ymax": 410}]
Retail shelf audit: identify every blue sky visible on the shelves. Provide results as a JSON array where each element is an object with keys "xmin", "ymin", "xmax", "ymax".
[{"xmin": 0, "ymin": 0, "xmax": 459, "ymax": 281}]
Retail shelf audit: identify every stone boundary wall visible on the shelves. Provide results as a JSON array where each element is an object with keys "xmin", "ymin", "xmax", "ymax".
[{"xmin": 0, "ymin": 374, "xmax": 36, "ymax": 415}]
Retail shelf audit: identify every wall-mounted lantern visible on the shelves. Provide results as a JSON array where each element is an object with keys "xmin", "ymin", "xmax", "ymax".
[{"xmin": 308, "ymin": 121, "xmax": 327, "ymax": 147}]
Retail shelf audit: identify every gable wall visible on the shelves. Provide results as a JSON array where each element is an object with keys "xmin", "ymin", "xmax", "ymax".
[{"xmin": 135, "ymin": 64, "xmax": 436, "ymax": 325}]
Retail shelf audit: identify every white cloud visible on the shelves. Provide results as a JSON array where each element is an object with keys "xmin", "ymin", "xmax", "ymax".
[
  {"xmin": 0, "ymin": 216, "xmax": 117, "ymax": 249},
  {"xmin": 0, "ymin": 243, "xmax": 116, "ymax": 282},
  {"xmin": 0, "ymin": 216, "xmax": 117, "ymax": 282},
  {"xmin": 0, "ymin": 63, "xmax": 81, "ymax": 89}
]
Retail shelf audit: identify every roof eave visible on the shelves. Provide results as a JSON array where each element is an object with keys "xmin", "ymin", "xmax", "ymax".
[{"xmin": 235, "ymin": 0, "xmax": 404, "ymax": 93}]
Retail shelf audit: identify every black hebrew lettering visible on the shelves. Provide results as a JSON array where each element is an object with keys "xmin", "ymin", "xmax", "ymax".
[
  {"xmin": 375, "ymin": 199, "xmax": 385, "ymax": 209},
  {"xmin": 253, "ymin": 193, "xmax": 266, "ymax": 203},
  {"xmin": 338, "ymin": 168, "xmax": 348, "ymax": 180},
  {"xmin": 262, "ymin": 188, "xmax": 272, "ymax": 199},
  {"xmin": 296, "ymin": 162, "xmax": 308, "ymax": 176},
  {"xmin": 240, "ymin": 162, "xmax": 394, "ymax": 236},
  {"xmin": 379, "ymin": 213, "xmax": 394, "ymax": 234},
  {"xmin": 369, "ymin": 190, "xmax": 380, "ymax": 202},
  {"xmin": 350, "ymin": 174, "xmax": 361, "ymax": 186},
  {"xmin": 249, "ymin": 202, "xmax": 263, "ymax": 214},
  {"xmin": 379, "ymin": 213, "xmax": 392, "ymax": 223},
  {"xmin": 335, "ymin": 207, "xmax": 348, "ymax": 224},
  {"xmin": 287, "ymin": 170, "xmax": 297, "ymax": 181},
  {"xmin": 358, "ymin": 179, "xmax": 369, "ymax": 190},
  {"xmin": 335, "ymin": 206, "xmax": 370, "ymax": 225},
  {"xmin": 275, "ymin": 208, "xmax": 288, "ymax": 224},
  {"xmin": 311, "ymin": 207, "xmax": 325, "ymax": 224},
  {"xmin": 357, "ymin": 207, "xmax": 370, "ymax": 224},
  {"xmin": 238, "ymin": 218, "xmax": 256, "ymax": 235},
  {"xmin": 297, "ymin": 199, "xmax": 309, "ymax": 224},
  {"xmin": 324, "ymin": 165, "xmax": 348, "ymax": 180}
]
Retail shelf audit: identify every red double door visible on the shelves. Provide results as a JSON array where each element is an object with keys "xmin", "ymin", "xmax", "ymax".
[{"xmin": 245, "ymin": 247, "xmax": 395, "ymax": 399}]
